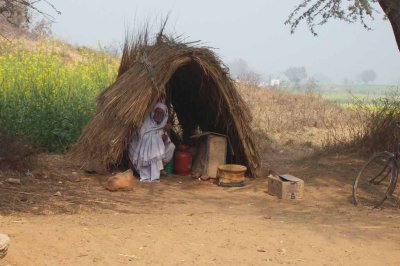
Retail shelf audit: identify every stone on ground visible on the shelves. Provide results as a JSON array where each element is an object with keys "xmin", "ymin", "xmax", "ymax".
[{"xmin": 0, "ymin": 234, "xmax": 10, "ymax": 259}]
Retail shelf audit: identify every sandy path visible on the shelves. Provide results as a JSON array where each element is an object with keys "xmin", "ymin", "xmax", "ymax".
[{"xmin": 1, "ymin": 153, "xmax": 400, "ymax": 265}]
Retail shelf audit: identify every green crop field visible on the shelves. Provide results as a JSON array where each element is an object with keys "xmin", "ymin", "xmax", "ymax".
[
  {"xmin": 0, "ymin": 40, "xmax": 119, "ymax": 151},
  {"xmin": 321, "ymin": 92, "xmax": 384, "ymax": 104},
  {"xmin": 319, "ymin": 85, "xmax": 398, "ymax": 104}
]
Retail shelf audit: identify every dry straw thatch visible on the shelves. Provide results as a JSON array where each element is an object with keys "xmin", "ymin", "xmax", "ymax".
[{"xmin": 71, "ymin": 28, "xmax": 261, "ymax": 176}]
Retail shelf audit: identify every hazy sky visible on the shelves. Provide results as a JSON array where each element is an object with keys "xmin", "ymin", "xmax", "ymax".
[{"xmin": 39, "ymin": 0, "xmax": 400, "ymax": 84}]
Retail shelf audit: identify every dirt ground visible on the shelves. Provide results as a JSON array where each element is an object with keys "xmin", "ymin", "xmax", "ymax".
[{"xmin": 1, "ymin": 149, "xmax": 400, "ymax": 265}]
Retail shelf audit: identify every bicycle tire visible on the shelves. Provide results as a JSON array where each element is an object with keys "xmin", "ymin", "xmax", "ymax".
[{"xmin": 352, "ymin": 152, "xmax": 397, "ymax": 208}]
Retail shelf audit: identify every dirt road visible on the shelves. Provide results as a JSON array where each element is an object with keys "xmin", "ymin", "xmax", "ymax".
[{"xmin": 1, "ymin": 152, "xmax": 400, "ymax": 265}]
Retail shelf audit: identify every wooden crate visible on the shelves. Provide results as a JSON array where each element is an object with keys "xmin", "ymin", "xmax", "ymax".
[{"xmin": 191, "ymin": 133, "xmax": 227, "ymax": 179}]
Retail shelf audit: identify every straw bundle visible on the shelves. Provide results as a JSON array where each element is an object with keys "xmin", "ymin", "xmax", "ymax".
[{"xmin": 71, "ymin": 29, "xmax": 261, "ymax": 176}]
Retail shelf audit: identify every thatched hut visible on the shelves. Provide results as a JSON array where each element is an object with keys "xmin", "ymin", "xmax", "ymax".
[{"xmin": 72, "ymin": 30, "xmax": 261, "ymax": 176}]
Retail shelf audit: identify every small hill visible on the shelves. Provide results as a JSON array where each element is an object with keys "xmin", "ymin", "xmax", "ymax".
[{"xmin": 0, "ymin": 33, "xmax": 116, "ymax": 63}]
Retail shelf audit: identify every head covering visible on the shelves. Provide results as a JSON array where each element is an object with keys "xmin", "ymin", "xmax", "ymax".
[
  {"xmin": 150, "ymin": 102, "xmax": 168, "ymax": 127},
  {"xmin": 128, "ymin": 102, "xmax": 169, "ymax": 170},
  {"xmin": 153, "ymin": 102, "xmax": 168, "ymax": 114}
]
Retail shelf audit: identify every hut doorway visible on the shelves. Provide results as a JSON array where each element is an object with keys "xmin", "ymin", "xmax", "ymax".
[{"xmin": 164, "ymin": 61, "xmax": 235, "ymax": 165}]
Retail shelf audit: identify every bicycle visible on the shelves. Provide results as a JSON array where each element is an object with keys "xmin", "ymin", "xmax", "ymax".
[{"xmin": 352, "ymin": 122, "xmax": 400, "ymax": 208}]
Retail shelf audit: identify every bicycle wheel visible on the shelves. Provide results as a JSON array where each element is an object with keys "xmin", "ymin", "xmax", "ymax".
[{"xmin": 352, "ymin": 152, "xmax": 397, "ymax": 208}]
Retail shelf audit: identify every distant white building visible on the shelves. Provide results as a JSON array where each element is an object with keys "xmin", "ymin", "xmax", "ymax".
[{"xmin": 270, "ymin": 79, "xmax": 281, "ymax": 86}]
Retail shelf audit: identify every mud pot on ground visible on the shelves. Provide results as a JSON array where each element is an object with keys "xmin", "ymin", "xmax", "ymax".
[{"xmin": 1, "ymin": 150, "xmax": 400, "ymax": 265}]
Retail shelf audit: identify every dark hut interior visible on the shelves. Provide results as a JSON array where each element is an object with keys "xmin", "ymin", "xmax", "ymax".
[{"xmin": 166, "ymin": 61, "xmax": 237, "ymax": 164}]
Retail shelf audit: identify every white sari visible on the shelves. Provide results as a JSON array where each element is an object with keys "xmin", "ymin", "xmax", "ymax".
[{"xmin": 128, "ymin": 103, "xmax": 172, "ymax": 182}]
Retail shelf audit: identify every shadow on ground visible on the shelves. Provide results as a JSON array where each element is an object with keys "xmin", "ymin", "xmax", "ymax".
[{"xmin": 1, "ymin": 150, "xmax": 400, "ymax": 241}]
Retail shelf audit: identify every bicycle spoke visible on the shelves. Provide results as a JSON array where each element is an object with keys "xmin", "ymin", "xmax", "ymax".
[
  {"xmin": 370, "ymin": 166, "xmax": 391, "ymax": 185},
  {"xmin": 353, "ymin": 153, "xmax": 395, "ymax": 208}
]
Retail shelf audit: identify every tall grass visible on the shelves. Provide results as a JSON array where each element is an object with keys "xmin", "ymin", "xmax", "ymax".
[
  {"xmin": 239, "ymin": 84, "xmax": 400, "ymax": 154},
  {"xmin": 0, "ymin": 41, "xmax": 118, "ymax": 151},
  {"xmin": 348, "ymin": 93, "xmax": 400, "ymax": 153},
  {"xmin": 237, "ymin": 84, "xmax": 352, "ymax": 150}
]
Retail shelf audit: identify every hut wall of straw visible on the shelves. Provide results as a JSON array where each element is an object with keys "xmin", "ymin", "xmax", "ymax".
[{"xmin": 71, "ymin": 32, "xmax": 261, "ymax": 176}]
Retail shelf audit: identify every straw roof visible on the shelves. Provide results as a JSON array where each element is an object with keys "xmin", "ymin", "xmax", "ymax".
[{"xmin": 71, "ymin": 30, "xmax": 261, "ymax": 176}]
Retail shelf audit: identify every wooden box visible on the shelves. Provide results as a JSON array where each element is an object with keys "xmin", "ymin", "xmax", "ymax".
[
  {"xmin": 191, "ymin": 133, "xmax": 227, "ymax": 179},
  {"xmin": 268, "ymin": 174, "xmax": 304, "ymax": 199}
]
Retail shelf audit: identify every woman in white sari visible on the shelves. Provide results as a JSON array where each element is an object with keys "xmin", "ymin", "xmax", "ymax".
[{"xmin": 128, "ymin": 102, "xmax": 175, "ymax": 182}]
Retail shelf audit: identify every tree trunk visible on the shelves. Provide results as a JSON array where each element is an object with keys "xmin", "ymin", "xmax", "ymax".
[{"xmin": 379, "ymin": 0, "xmax": 400, "ymax": 52}]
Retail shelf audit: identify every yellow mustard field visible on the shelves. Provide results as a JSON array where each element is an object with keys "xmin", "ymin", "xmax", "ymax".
[{"xmin": 0, "ymin": 39, "xmax": 119, "ymax": 151}]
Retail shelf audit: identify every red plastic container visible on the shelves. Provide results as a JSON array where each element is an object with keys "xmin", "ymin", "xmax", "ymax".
[{"xmin": 174, "ymin": 144, "xmax": 193, "ymax": 175}]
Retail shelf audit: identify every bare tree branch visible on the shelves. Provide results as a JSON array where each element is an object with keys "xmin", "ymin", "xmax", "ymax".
[
  {"xmin": 0, "ymin": 0, "xmax": 60, "ymax": 28},
  {"xmin": 286, "ymin": 0, "xmax": 400, "ymax": 52}
]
